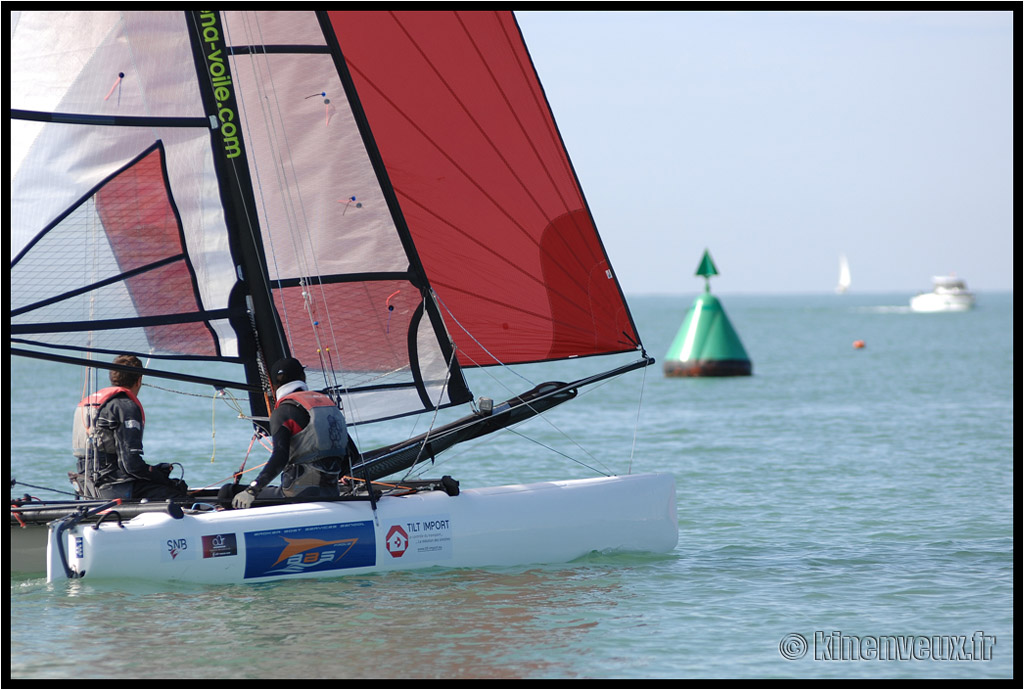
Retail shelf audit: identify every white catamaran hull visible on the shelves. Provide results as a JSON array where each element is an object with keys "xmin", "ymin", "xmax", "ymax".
[{"xmin": 47, "ymin": 473, "xmax": 678, "ymax": 585}]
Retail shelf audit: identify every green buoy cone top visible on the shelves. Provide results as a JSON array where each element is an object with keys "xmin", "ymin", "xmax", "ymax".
[
  {"xmin": 695, "ymin": 249, "xmax": 719, "ymax": 280},
  {"xmin": 664, "ymin": 250, "xmax": 752, "ymax": 377}
]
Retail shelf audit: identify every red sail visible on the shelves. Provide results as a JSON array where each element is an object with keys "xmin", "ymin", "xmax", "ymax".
[
  {"xmin": 325, "ymin": 11, "xmax": 640, "ymax": 366},
  {"xmin": 94, "ymin": 148, "xmax": 217, "ymax": 356}
]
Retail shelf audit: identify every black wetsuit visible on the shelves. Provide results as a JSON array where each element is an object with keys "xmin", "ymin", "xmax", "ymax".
[
  {"xmin": 73, "ymin": 391, "xmax": 188, "ymax": 501},
  {"xmin": 251, "ymin": 395, "xmax": 349, "ymax": 499}
]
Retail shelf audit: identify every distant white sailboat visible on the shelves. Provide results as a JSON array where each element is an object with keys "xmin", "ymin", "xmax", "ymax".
[{"xmin": 836, "ymin": 254, "xmax": 851, "ymax": 294}]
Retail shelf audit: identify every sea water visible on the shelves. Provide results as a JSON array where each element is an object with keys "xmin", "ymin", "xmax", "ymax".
[{"xmin": 8, "ymin": 293, "xmax": 1014, "ymax": 680}]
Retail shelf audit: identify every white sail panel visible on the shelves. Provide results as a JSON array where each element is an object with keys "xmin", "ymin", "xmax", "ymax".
[
  {"xmin": 10, "ymin": 12, "xmax": 240, "ymax": 361},
  {"xmin": 222, "ymin": 18, "xmax": 409, "ymax": 279}
]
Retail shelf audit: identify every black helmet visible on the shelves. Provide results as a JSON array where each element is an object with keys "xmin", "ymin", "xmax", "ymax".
[{"xmin": 270, "ymin": 357, "xmax": 305, "ymax": 386}]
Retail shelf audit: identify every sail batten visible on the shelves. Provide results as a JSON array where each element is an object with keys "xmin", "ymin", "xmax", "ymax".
[{"xmin": 11, "ymin": 109, "xmax": 211, "ymax": 128}]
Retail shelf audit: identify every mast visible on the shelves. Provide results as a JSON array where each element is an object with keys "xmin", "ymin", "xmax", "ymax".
[{"xmin": 184, "ymin": 11, "xmax": 289, "ymax": 422}]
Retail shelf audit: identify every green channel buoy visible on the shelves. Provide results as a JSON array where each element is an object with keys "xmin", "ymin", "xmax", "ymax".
[{"xmin": 664, "ymin": 249, "xmax": 752, "ymax": 377}]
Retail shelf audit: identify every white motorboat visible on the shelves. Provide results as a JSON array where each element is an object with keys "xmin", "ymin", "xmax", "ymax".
[{"xmin": 910, "ymin": 275, "xmax": 976, "ymax": 312}]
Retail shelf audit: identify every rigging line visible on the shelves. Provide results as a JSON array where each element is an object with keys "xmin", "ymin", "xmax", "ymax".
[
  {"xmin": 385, "ymin": 363, "xmax": 629, "ymax": 481},
  {"xmin": 268, "ymin": 167, "xmax": 349, "ymax": 400},
  {"xmin": 192, "ymin": 457, "xmax": 270, "ymax": 493},
  {"xmin": 249, "ymin": 72, "xmax": 336, "ymax": 390},
  {"xmin": 200, "ymin": 12, "xmax": 287, "ymax": 364},
  {"xmin": 256, "ymin": 43, "xmax": 353, "ymax": 399},
  {"xmin": 210, "ymin": 427, "xmax": 274, "ymax": 491},
  {"xmin": 11, "ymin": 480, "xmax": 80, "ymax": 499},
  {"xmin": 504, "ymin": 426, "xmax": 610, "ymax": 477},
  {"xmin": 399, "ymin": 340, "xmax": 457, "ymax": 482},
  {"xmin": 83, "ymin": 193, "xmax": 103, "ymax": 408},
  {"xmin": 266, "ymin": 205, "xmax": 348, "ymax": 398},
  {"xmin": 222, "ymin": 13, "xmax": 295, "ymax": 342},
  {"xmin": 241, "ymin": 11, "xmax": 315, "ymax": 286},
  {"xmin": 141, "ymin": 381, "xmax": 219, "ymax": 399},
  {"xmin": 398, "ymin": 413, "xmax": 507, "ymax": 480},
  {"xmin": 230, "ymin": 18, "xmax": 337, "ymax": 404},
  {"xmin": 78, "ymin": 199, "xmax": 107, "ymax": 495},
  {"xmin": 448, "ymin": 338, "xmax": 633, "ymax": 475},
  {"xmin": 546, "ymin": 376, "xmax": 621, "ymax": 475},
  {"xmin": 141, "ymin": 378, "xmax": 251, "ymax": 436},
  {"xmin": 361, "ymin": 292, "xmax": 441, "ymax": 449},
  {"xmin": 237, "ymin": 10, "xmax": 320, "ymax": 294},
  {"xmin": 228, "ymin": 12, "xmax": 347, "ymax": 398},
  {"xmin": 403, "ymin": 417, "xmax": 610, "ymax": 482},
  {"xmin": 429, "ymin": 310, "xmax": 599, "ymax": 459},
  {"xmin": 433, "ymin": 291, "xmax": 532, "ymax": 379},
  {"xmin": 432, "ymin": 292, "xmax": 624, "ymax": 467},
  {"xmin": 627, "ymin": 355, "xmax": 649, "ymax": 475},
  {"xmin": 516, "ymin": 373, "xmax": 618, "ymax": 475}
]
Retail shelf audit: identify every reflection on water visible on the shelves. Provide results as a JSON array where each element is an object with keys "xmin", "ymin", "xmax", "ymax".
[{"xmin": 10, "ymin": 558, "xmax": 660, "ymax": 680}]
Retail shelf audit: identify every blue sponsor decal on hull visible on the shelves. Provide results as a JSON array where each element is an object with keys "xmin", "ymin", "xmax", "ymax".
[{"xmin": 243, "ymin": 521, "xmax": 376, "ymax": 579}]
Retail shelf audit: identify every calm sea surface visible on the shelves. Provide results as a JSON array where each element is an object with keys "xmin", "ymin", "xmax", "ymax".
[{"xmin": 9, "ymin": 293, "xmax": 1015, "ymax": 680}]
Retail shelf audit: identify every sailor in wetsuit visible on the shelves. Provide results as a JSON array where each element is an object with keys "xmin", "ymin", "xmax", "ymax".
[
  {"xmin": 71, "ymin": 354, "xmax": 188, "ymax": 501},
  {"xmin": 232, "ymin": 357, "xmax": 350, "ymax": 509}
]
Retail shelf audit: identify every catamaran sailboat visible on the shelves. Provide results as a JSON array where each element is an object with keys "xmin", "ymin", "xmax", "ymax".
[{"xmin": 10, "ymin": 11, "xmax": 678, "ymax": 584}]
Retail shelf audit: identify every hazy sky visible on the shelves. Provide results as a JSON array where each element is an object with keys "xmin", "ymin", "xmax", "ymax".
[{"xmin": 516, "ymin": 10, "xmax": 1014, "ymax": 295}]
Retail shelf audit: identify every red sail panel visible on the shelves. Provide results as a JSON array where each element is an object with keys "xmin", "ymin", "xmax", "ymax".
[
  {"xmin": 94, "ymin": 148, "xmax": 217, "ymax": 356},
  {"xmin": 325, "ymin": 11, "xmax": 640, "ymax": 366}
]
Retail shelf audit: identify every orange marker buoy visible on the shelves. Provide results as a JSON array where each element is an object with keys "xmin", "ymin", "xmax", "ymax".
[{"xmin": 853, "ymin": 340, "xmax": 865, "ymax": 349}]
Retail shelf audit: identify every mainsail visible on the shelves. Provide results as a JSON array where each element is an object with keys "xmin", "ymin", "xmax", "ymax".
[{"xmin": 10, "ymin": 11, "xmax": 646, "ymax": 438}]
